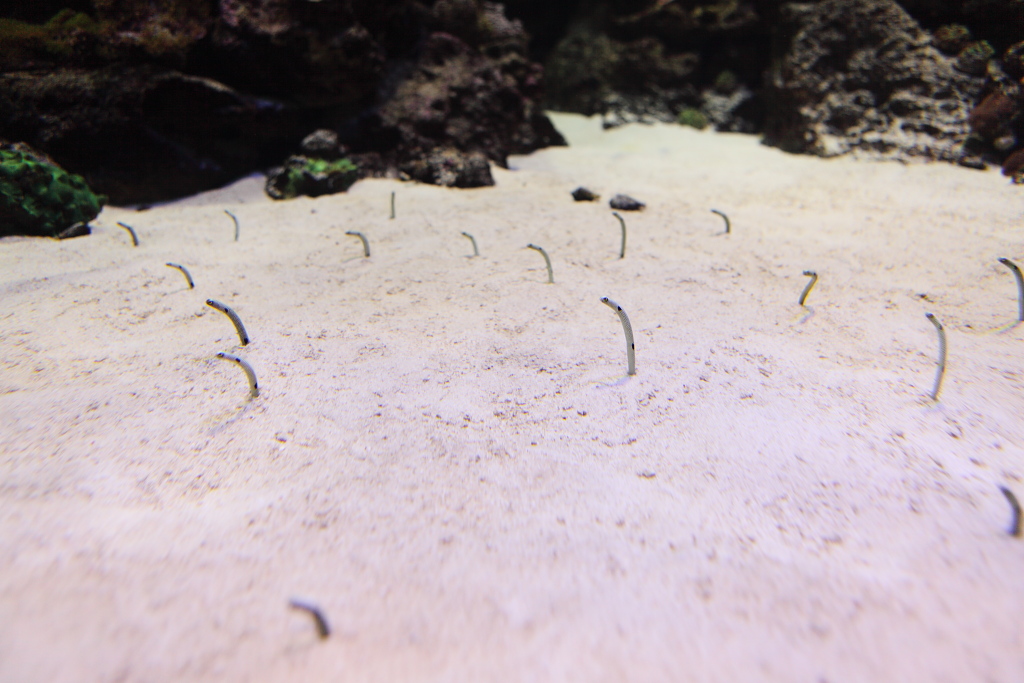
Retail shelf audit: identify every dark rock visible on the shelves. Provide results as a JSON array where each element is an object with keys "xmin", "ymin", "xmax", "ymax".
[
  {"xmin": 571, "ymin": 186, "xmax": 600, "ymax": 201},
  {"xmin": 957, "ymin": 154, "xmax": 987, "ymax": 169},
  {"xmin": 1004, "ymin": 41, "xmax": 1024, "ymax": 80},
  {"xmin": 0, "ymin": 141, "xmax": 105, "ymax": 238},
  {"xmin": 398, "ymin": 148, "xmax": 493, "ymax": 188},
  {"xmin": 0, "ymin": 66, "xmax": 306, "ymax": 205},
  {"xmin": 542, "ymin": 0, "xmax": 767, "ymax": 131},
  {"xmin": 763, "ymin": 0, "xmax": 983, "ymax": 162},
  {"xmin": 56, "ymin": 222, "xmax": 91, "ymax": 239},
  {"xmin": 955, "ymin": 40, "xmax": 995, "ymax": 75},
  {"xmin": 1003, "ymin": 148, "xmax": 1024, "ymax": 181},
  {"xmin": 609, "ymin": 194, "xmax": 644, "ymax": 211},
  {"xmin": 0, "ymin": 2, "xmax": 563, "ymax": 203},
  {"xmin": 300, "ymin": 130, "xmax": 344, "ymax": 160},
  {"xmin": 968, "ymin": 90, "xmax": 1020, "ymax": 139},
  {"xmin": 372, "ymin": 29, "xmax": 565, "ymax": 182},
  {"xmin": 265, "ymin": 156, "xmax": 359, "ymax": 200},
  {"xmin": 932, "ymin": 24, "xmax": 972, "ymax": 55},
  {"xmin": 545, "ymin": 30, "xmax": 700, "ymax": 126}
]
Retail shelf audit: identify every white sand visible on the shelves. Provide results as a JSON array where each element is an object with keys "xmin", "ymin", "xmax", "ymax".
[{"xmin": 2, "ymin": 114, "xmax": 1023, "ymax": 681}]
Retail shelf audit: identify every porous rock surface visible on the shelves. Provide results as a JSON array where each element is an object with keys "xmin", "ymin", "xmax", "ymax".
[
  {"xmin": 0, "ymin": 0, "xmax": 564, "ymax": 204},
  {"xmin": 356, "ymin": 28, "xmax": 565, "ymax": 188},
  {"xmin": 763, "ymin": 0, "xmax": 984, "ymax": 162}
]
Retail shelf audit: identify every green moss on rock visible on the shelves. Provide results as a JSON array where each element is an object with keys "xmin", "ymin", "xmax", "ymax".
[
  {"xmin": 0, "ymin": 10, "xmax": 111, "ymax": 68},
  {"xmin": 265, "ymin": 156, "xmax": 359, "ymax": 200},
  {"xmin": 677, "ymin": 108, "xmax": 708, "ymax": 130},
  {"xmin": 0, "ymin": 143, "xmax": 106, "ymax": 238}
]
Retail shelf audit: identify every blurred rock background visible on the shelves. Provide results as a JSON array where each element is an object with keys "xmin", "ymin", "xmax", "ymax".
[{"xmin": 0, "ymin": 0, "xmax": 1020, "ymax": 206}]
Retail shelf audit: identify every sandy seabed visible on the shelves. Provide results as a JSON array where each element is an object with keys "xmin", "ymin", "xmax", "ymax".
[{"xmin": 2, "ymin": 114, "xmax": 1023, "ymax": 682}]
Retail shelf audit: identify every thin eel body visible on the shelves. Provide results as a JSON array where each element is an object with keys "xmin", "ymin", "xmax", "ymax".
[
  {"xmin": 612, "ymin": 212, "xmax": 626, "ymax": 259},
  {"xmin": 925, "ymin": 312, "xmax": 946, "ymax": 401},
  {"xmin": 289, "ymin": 599, "xmax": 331, "ymax": 639},
  {"xmin": 461, "ymin": 231, "xmax": 479, "ymax": 256},
  {"xmin": 225, "ymin": 210, "xmax": 239, "ymax": 241},
  {"xmin": 998, "ymin": 258, "xmax": 1024, "ymax": 322},
  {"xmin": 206, "ymin": 299, "xmax": 250, "ymax": 345},
  {"xmin": 116, "ymin": 222, "xmax": 139, "ymax": 246},
  {"xmin": 799, "ymin": 270, "xmax": 818, "ymax": 306},
  {"xmin": 710, "ymin": 209, "xmax": 730, "ymax": 234},
  {"xmin": 1001, "ymin": 486, "xmax": 1022, "ymax": 537},
  {"xmin": 346, "ymin": 231, "xmax": 370, "ymax": 257},
  {"xmin": 216, "ymin": 352, "xmax": 259, "ymax": 398},
  {"xmin": 526, "ymin": 244, "xmax": 553, "ymax": 283},
  {"xmin": 165, "ymin": 262, "xmax": 194, "ymax": 289},
  {"xmin": 601, "ymin": 297, "xmax": 636, "ymax": 376}
]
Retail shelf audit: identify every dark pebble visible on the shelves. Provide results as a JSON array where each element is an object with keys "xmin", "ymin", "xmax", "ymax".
[
  {"xmin": 56, "ymin": 222, "xmax": 91, "ymax": 239},
  {"xmin": 571, "ymin": 187, "xmax": 600, "ymax": 201},
  {"xmin": 957, "ymin": 155, "xmax": 987, "ymax": 170},
  {"xmin": 609, "ymin": 194, "xmax": 645, "ymax": 211}
]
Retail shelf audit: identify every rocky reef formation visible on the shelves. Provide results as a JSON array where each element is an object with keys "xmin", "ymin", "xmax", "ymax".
[
  {"xmin": 0, "ymin": 142, "xmax": 105, "ymax": 238},
  {"xmin": 1, "ymin": 0, "xmax": 1020, "ymax": 208},
  {"xmin": 352, "ymin": 22, "xmax": 564, "ymax": 188},
  {"xmin": 762, "ymin": 0, "xmax": 983, "ymax": 162},
  {"xmin": 536, "ymin": 0, "xmax": 1022, "ymax": 171},
  {"xmin": 542, "ymin": 0, "xmax": 767, "ymax": 131},
  {"xmin": 0, "ymin": 1, "xmax": 564, "ymax": 205}
]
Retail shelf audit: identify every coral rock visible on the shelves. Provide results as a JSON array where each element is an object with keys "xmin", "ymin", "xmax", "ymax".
[
  {"xmin": 300, "ymin": 130, "xmax": 344, "ymax": 160},
  {"xmin": 265, "ymin": 156, "xmax": 359, "ymax": 200},
  {"xmin": 0, "ymin": 142, "xmax": 105, "ymax": 238},
  {"xmin": 399, "ymin": 149, "xmax": 493, "ymax": 188},
  {"xmin": 1003, "ymin": 149, "xmax": 1024, "ymax": 181},
  {"xmin": 763, "ymin": 0, "xmax": 982, "ymax": 162},
  {"xmin": 955, "ymin": 40, "xmax": 995, "ymax": 76},
  {"xmin": 932, "ymin": 24, "xmax": 972, "ymax": 55},
  {"xmin": 968, "ymin": 91, "xmax": 1020, "ymax": 139},
  {"xmin": 1003, "ymin": 41, "xmax": 1024, "ymax": 80}
]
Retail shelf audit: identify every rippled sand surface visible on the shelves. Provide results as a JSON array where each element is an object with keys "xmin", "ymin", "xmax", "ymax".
[{"xmin": 2, "ymin": 113, "xmax": 1022, "ymax": 681}]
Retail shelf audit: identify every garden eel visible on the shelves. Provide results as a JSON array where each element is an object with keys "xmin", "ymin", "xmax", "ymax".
[
  {"xmin": 206, "ymin": 299, "xmax": 250, "ymax": 345},
  {"xmin": 998, "ymin": 258, "xmax": 1023, "ymax": 322},
  {"xmin": 216, "ymin": 352, "xmax": 259, "ymax": 398},
  {"xmin": 225, "ymin": 210, "xmax": 239, "ymax": 241},
  {"xmin": 346, "ymin": 231, "xmax": 370, "ymax": 257},
  {"xmin": 461, "ymin": 231, "xmax": 479, "ymax": 256},
  {"xmin": 165, "ymin": 263, "xmax": 194, "ymax": 289},
  {"xmin": 601, "ymin": 297, "xmax": 636, "ymax": 376},
  {"xmin": 612, "ymin": 212, "xmax": 626, "ymax": 259},
  {"xmin": 1000, "ymin": 486, "xmax": 1022, "ymax": 537},
  {"xmin": 710, "ymin": 209, "xmax": 730, "ymax": 234},
  {"xmin": 526, "ymin": 244, "xmax": 553, "ymax": 283},
  {"xmin": 799, "ymin": 271, "xmax": 818, "ymax": 306},
  {"xmin": 289, "ymin": 598, "xmax": 331, "ymax": 639},
  {"xmin": 925, "ymin": 313, "xmax": 946, "ymax": 401},
  {"xmin": 116, "ymin": 222, "xmax": 139, "ymax": 246}
]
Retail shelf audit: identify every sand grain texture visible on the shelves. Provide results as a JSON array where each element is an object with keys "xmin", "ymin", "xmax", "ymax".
[{"xmin": 2, "ymin": 114, "xmax": 1023, "ymax": 682}]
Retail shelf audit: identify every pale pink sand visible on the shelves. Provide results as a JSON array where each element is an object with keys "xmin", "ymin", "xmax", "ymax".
[{"xmin": 1, "ymin": 114, "xmax": 1022, "ymax": 681}]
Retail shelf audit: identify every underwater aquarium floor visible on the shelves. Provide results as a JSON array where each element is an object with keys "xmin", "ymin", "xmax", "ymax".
[{"xmin": 1, "ymin": 113, "xmax": 1022, "ymax": 681}]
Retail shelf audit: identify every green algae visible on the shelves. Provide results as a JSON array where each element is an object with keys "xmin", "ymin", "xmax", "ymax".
[{"xmin": 0, "ymin": 145, "xmax": 106, "ymax": 238}]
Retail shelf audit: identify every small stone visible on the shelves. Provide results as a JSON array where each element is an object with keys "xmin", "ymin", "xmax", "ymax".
[
  {"xmin": 300, "ymin": 129, "xmax": 343, "ymax": 159},
  {"xmin": 955, "ymin": 41, "xmax": 995, "ymax": 76},
  {"xmin": 957, "ymin": 155, "xmax": 987, "ymax": 170},
  {"xmin": 609, "ymin": 194, "xmax": 645, "ymax": 211},
  {"xmin": 398, "ymin": 148, "xmax": 493, "ymax": 188},
  {"xmin": 571, "ymin": 187, "xmax": 599, "ymax": 201},
  {"xmin": 932, "ymin": 24, "xmax": 972, "ymax": 55},
  {"xmin": 56, "ymin": 222, "xmax": 91, "ymax": 239}
]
